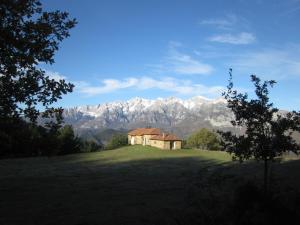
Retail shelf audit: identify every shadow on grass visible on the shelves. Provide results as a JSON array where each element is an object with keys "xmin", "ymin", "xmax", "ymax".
[
  {"xmin": 0, "ymin": 155, "xmax": 300, "ymax": 225},
  {"xmin": 176, "ymin": 158, "xmax": 300, "ymax": 225},
  {"xmin": 0, "ymin": 150, "xmax": 231, "ymax": 178}
]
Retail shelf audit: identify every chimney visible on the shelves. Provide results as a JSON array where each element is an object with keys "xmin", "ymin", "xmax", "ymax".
[{"xmin": 163, "ymin": 133, "xmax": 165, "ymax": 138}]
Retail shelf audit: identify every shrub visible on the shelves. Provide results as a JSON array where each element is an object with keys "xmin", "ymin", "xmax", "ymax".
[
  {"xmin": 187, "ymin": 128, "xmax": 221, "ymax": 150},
  {"xmin": 105, "ymin": 134, "xmax": 128, "ymax": 150},
  {"xmin": 81, "ymin": 140, "xmax": 102, "ymax": 152}
]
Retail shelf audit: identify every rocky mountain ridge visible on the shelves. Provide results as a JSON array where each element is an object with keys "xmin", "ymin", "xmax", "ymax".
[{"xmin": 63, "ymin": 96, "xmax": 236, "ymax": 139}]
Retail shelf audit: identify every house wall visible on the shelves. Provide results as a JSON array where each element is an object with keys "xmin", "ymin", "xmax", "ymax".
[
  {"xmin": 150, "ymin": 140, "xmax": 182, "ymax": 150},
  {"xmin": 143, "ymin": 134, "xmax": 156, "ymax": 146},
  {"xmin": 172, "ymin": 141, "xmax": 182, "ymax": 149},
  {"xmin": 128, "ymin": 135, "xmax": 143, "ymax": 145},
  {"xmin": 149, "ymin": 140, "xmax": 171, "ymax": 149},
  {"xmin": 128, "ymin": 133, "xmax": 182, "ymax": 149},
  {"xmin": 164, "ymin": 141, "xmax": 171, "ymax": 149},
  {"xmin": 136, "ymin": 135, "xmax": 143, "ymax": 144}
]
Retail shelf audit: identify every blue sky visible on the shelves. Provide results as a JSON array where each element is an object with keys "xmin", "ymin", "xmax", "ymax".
[{"xmin": 42, "ymin": 0, "xmax": 300, "ymax": 110}]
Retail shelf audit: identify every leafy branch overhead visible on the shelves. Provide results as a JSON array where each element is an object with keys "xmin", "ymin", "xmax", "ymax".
[{"xmin": 0, "ymin": 0, "xmax": 77, "ymax": 122}]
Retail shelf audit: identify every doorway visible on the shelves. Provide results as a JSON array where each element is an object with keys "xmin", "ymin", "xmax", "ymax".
[
  {"xmin": 171, "ymin": 141, "xmax": 176, "ymax": 150},
  {"xmin": 131, "ymin": 137, "xmax": 135, "ymax": 145}
]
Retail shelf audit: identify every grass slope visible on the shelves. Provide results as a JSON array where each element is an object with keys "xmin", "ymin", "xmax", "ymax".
[{"xmin": 0, "ymin": 146, "xmax": 299, "ymax": 225}]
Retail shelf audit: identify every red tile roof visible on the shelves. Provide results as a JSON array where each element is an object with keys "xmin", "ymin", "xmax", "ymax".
[
  {"xmin": 128, "ymin": 128, "xmax": 161, "ymax": 136},
  {"xmin": 150, "ymin": 133, "xmax": 181, "ymax": 141}
]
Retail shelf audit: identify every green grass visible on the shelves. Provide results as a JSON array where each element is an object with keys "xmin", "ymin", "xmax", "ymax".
[{"xmin": 0, "ymin": 145, "xmax": 299, "ymax": 225}]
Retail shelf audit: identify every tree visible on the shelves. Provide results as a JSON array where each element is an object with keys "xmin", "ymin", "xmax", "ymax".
[
  {"xmin": 0, "ymin": 0, "xmax": 76, "ymax": 156},
  {"xmin": 219, "ymin": 69, "xmax": 300, "ymax": 194},
  {"xmin": 106, "ymin": 134, "xmax": 128, "ymax": 150},
  {"xmin": 57, "ymin": 125, "xmax": 81, "ymax": 155},
  {"xmin": 187, "ymin": 128, "xmax": 221, "ymax": 150},
  {"xmin": 0, "ymin": 0, "xmax": 76, "ymax": 122}
]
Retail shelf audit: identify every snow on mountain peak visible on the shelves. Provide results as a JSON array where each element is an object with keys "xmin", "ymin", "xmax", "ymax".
[
  {"xmin": 62, "ymin": 95, "xmax": 234, "ymax": 131},
  {"xmin": 66, "ymin": 96, "xmax": 228, "ymax": 116}
]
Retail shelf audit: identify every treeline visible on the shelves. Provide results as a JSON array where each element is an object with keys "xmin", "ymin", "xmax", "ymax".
[
  {"xmin": 0, "ymin": 118, "xmax": 102, "ymax": 158},
  {"xmin": 0, "ymin": 117, "xmax": 131, "ymax": 158}
]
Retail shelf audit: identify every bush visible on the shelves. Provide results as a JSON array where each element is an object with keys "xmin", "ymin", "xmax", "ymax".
[
  {"xmin": 105, "ymin": 134, "xmax": 128, "ymax": 150},
  {"xmin": 81, "ymin": 140, "xmax": 102, "ymax": 152},
  {"xmin": 187, "ymin": 128, "xmax": 221, "ymax": 150},
  {"xmin": 182, "ymin": 139, "xmax": 191, "ymax": 149}
]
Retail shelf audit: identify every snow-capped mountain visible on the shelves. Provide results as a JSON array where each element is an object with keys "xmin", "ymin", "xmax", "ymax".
[{"xmin": 63, "ymin": 96, "xmax": 235, "ymax": 138}]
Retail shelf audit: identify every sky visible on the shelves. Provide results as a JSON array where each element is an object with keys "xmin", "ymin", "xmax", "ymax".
[{"xmin": 41, "ymin": 0, "xmax": 300, "ymax": 110}]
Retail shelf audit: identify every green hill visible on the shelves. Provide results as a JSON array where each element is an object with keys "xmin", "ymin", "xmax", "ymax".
[{"xmin": 0, "ymin": 146, "xmax": 299, "ymax": 225}]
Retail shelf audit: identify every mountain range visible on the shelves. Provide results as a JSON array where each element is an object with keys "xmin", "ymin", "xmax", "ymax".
[{"xmin": 62, "ymin": 96, "xmax": 239, "ymax": 144}]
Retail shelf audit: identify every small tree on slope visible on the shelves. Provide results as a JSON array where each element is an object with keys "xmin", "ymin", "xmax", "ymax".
[
  {"xmin": 219, "ymin": 69, "xmax": 300, "ymax": 194},
  {"xmin": 187, "ymin": 128, "xmax": 221, "ymax": 150}
]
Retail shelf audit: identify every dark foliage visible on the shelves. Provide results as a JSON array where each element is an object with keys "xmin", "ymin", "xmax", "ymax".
[
  {"xmin": 231, "ymin": 182, "xmax": 298, "ymax": 225},
  {"xmin": 0, "ymin": 0, "xmax": 76, "ymax": 156},
  {"xmin": 56, "ymin": 125, "xmax": 81, "ymax": 155},
  {"xmin": 81, "ymin": 140, "xmax": 102, "ymax": 152},
  {"xmin": 0, "ymin": 0, "xmax": 76, "ymax": 121},
  {"xmin": 218, "ymin": 69, "xmax": 300, "ymax": 193},
  {"xmin": 174, "ymin": 171, "xmax": 300, "ymax": 225},
  {"xmin": 0, "ymin": 122, "xmax": 84, "ymax": 158},
  {"xmin": 105, "ymin": 134, "xmax": 128, "ymax": 150}
]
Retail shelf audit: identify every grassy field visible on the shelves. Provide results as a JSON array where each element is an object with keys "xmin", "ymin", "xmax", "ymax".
[{"xmin": 0, "ymin": 145, "xmax": 299, "ymax": 225}]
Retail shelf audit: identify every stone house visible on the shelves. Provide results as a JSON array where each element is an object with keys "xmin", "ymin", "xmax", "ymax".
[
  {"xmin": 128, "ymin": 128, "xmax": 161, "ymax": 145},
  {"xmin": 149, "ymin": 133, "xmax": 182, "ymax": 150},
  {"xmin": 128, "ymin": 128, "xmax": 182, "ymax": 150}
]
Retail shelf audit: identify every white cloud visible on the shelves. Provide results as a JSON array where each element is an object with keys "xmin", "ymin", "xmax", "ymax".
[
  {"xmin": 45, "ymin": 70, "xmax": 67, "ymax": 81},
  {"xmin": 208, "ymin": 32, "xmax": 256, "ymax": 45},
  {"xmin": 200, "ymin": 14, "xmax": 255, "ymax": 45},
  {"xmin": 75, "ymin": 78, "xmax": 139, "ymax": 95},
  {"xmin": 168, "ymin": 50, "xmax": 214, "ymax": 75},
  {"xmin": 231, "ymin": 46, "xmax": 300, "ymax": 80},
  {"xmin": 76, "ymin": 76, "xmax": 224, "ymax": 97},
  {"xmin": 163, "ymin": 42, "xmax": 214, "ymax": 75},
  {"xmin": 200, "ymin": 14, "xmax": 237, "ymax": 30}
]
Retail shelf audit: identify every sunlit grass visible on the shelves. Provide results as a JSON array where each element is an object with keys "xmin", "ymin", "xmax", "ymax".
[{"xmin": 67, "ymin": 145, "xmax": 232, "ymax": 164}]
